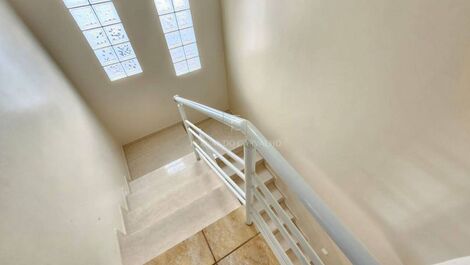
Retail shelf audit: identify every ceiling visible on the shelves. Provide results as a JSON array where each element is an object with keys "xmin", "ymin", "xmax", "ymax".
[{"xmin": 8, "ymin": 0, "xmax": 229, "ymax": 144}]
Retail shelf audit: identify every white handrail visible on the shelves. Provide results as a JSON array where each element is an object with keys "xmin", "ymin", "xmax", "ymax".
[{"xmin": 174, "ymin": 95, "xmax": 379, "ymax": 265}]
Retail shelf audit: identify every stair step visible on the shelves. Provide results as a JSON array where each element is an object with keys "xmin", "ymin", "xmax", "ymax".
[
  {"xmin": 124, "ymin": 170, "xmax": 224, "ymax": 234},
  {"xmin": 119, "ymin": 186, "xmax": 240, "ymax": 265},
  {"xmin": 129, "ymin": 144, "xmax": 243, "ymax": 196},
  {"xmin": 221, "ymin": 156, "xmax": 271, "ymax": 187},
  {"xmin": 275, "ymin": 225, "xmax": 312, "ymax": 265},
  {"xmin": 126, "ymin": 158, "xmax": 211, "ymax": 210},
  {"xmin": 262, "ymin": 202, "xmax": 295, "ymax": 233},
  {"xmin": 215, "ymin": 144, "xmax": 244, "ymax": 161},
  {"xmin": 254, "ymin": 185, "xmax": 284, "ymax": 213},
  {"xmin": 255, "ymin": 163, "xmax": 275, "ymax": 185},
  {"xmin": 217, "ymin": 145, "xmax": 264, "ymax": 171},
  {"xmin": 128, "ymin": 152, "xmax": 198, "ymax": 193},
  {"xmin": 287, "ymin": 249, "xmax": 303, "ymax": 265}
]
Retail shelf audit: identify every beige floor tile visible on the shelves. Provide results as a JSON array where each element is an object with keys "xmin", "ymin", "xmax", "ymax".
[
  {"xmin": 217, "ymin": 235, "xmax": 280, "ymax": 265},
  {"xmin": 203, "ymin": 207, "xmax": 258, "ymax": 261},
  {"xmin": 144, "ymin": 232, "xmax": 215, "ymax": 265}
]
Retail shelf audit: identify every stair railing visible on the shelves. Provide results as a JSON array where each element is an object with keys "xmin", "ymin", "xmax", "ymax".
[{"xmin": 174, "ymin": 95, "xmax": 379, "ymax": 265}]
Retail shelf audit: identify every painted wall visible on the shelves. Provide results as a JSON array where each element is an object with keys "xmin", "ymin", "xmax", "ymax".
[
  {"xmin": 221, "ymin": 0, "xmax": 470, "ymax": 264},
  {"xmin": 8, "ymin": 0, "xmax": 229, "ymax": 144},
  {"xmin": 0, "ymin": 2, "xmax": 129, "ymax": 265}
]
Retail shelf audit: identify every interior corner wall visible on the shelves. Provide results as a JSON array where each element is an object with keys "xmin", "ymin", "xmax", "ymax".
[
  {"xmin": 0, "ymin": 2, "xmax": 129, "ymax": 265},
  {"xmin": 220, "ymin": 0, "xmax": 470, "ymax": 264}
]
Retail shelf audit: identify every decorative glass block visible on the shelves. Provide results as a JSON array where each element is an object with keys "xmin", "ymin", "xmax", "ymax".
[
  {"xmin": 179, "ymin": 27, "xmax": 195, "ymax": 45},
  {"xmin": 63, "ymin": 0, "xmax": 89, "ymax": 8},
  {"xmin": 113, "ymin": 42, "xmax": 136, "ymax": 61},
  {"xmin": 174, "ymin": 60, "xmax": 189, "ymax": 76},
  {"xmin": 70, "ymin": 6, "xmax": 100, "ymax": 30},
  {"xmin": 95, "ymin": 47, "xmax": 119, "ymax": 66},
  {"xmin": 159, "ymin": 13, "xmax": 178, "ymax": 33},
  {"xmin": 93, "ymin": 2, "xmax": 121, "ymax": 26},
  {"xmin": 122, "ymin": 59, "xmax": 143, "ymax": 76},
  {"xmin": 187, "ymin": 57, "xmax": 201, "ymax": 72},
  {"xmin": 104, "ymin": 63, "xmax": 127, "ymax": 81},
  {"xmin": 104, "ymin": 23, "xmax": 129, "ymax": 44},
  {"xmin": 165, "ymin": 31, "xmax": 182, "ymax": 49},
  {"xmin": 172, "ymin": 0, "xmax": 190, "ymax": 12},
  {"xmin": 175, "ymin": 10, "xmax": 193, "ymax": 29},
  {"xmin": 154, "ymin": 0, "xmax": 174, "ymax": 15},
  {"xmin": 169, "ymin": 47, "xmax": 186, "ymax": 63},
  {"xmin": 153, "ymin": 0, "xmax": 199, "ymax": 76},
  {"xmin": 89, "ymin": 0, "xmax": 109, "ymax": 3},
  {"xmin": 83, "ymin": 28, "xmax": 110, "ymax": 49},
  {"xmin": 183, "ymin": 43, "xmax": 198, "ymax": 59}
]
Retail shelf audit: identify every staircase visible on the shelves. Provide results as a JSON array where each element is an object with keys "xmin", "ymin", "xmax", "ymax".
[
  {"xmin": 118, "ymin": 151, "xmax": 240, "ymax": 265},
  {"xmin": 118, "ymin": 142, "xmax": 303, "ymax": 265},
  {"xmin": 118, "ymin": 96, "xmax": 379, "ymax": 265}
]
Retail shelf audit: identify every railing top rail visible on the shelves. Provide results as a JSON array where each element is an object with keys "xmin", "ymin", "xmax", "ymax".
[
  {"xmin": 173, "ymin": 95, "xmax": 379, "ymax": 265},
  {"xmin": 175, "ymin": 96, "xmax": 246, "ymax": 131}
]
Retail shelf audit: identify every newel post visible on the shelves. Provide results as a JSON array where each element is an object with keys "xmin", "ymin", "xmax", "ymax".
[{"xmin": 244, "ymin": 141, "xmax": 255, "ymax": 225}]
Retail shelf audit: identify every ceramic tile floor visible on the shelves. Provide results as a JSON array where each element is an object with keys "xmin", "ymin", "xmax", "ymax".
[{"xmin": 144, "ymin": 207, "xmax": 280, "ymax": 265}]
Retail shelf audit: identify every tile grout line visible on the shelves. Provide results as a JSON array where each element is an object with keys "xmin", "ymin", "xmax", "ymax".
[
  {"xmin": 201, "ymin": 230, "xmax": 218, "ymax": 264},
  {"xmin": 214, "ymin": 230, "xmax": 261, "ymax": 263}
]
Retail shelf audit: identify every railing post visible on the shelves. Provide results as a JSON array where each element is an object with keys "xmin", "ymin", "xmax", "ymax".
[
  {"xmin": 244, "ymin": 141, "xmax": 255, "ymax": 225},
  {"xmin": 177, "ymin": 103, "xmax": 200, "ymax": 161}
]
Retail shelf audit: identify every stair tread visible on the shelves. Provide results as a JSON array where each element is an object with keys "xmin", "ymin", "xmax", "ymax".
[
  {"xmin": 129, "ymin": 152, "xmax": 198, "ymax": 193},
  {"xmin": 215, "ymin": 144, "xmax": 244, "ymax": 161},
  {"xmin": 274, "ymin": 219, "xmax": 312, "ymax": 265},
  {"xmin": 130, "ymin": 144, "xmax": 243, "ymax": 196},
  {"xmin": 256, "ymin": 163, "xmax": 275, "ymax": 184},
  {"xmin": 127, "ymin": 158, "xmax": 211, "ymax": 210},
  {"xmin": 221, "ymin": 154, "xmax": 271, "ymax": 183},
  {"xmin": 119, "ymin": 186, "xmax": 240, "ymax": 265},
  {"xmin": 124, "ymin": 169, "xmax": 224, "ymax": 233},
  {"xmin": 262, "ymin": 202, "xmax": 295, "ymax": 233}
]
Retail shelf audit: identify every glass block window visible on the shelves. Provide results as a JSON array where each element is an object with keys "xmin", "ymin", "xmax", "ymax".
[
  {"xmin": 63, "ymin": 0, "xmax": 142, "ymax": 81},
  {"xmin": 154, "ymin": 0, "xmax": 201, "ymax": 76}
]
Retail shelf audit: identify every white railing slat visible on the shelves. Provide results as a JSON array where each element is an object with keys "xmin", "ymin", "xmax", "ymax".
[
  {"xmin": 253, "ymin": 190, "xmax": 311, "ymax": 265},
  {"xmin": 185, "ymin": 120, "xmax": 244, "ymax": 165},
  {"xmin": 193, "ymin": 142, "xmax": 245, "ymax": 204},
  {"xmin": 253, "ymin": 176, "xmax": 325, "ymax": 265},
  {"xmin": 188, "ymin": 127, "xmax": 245, "ymax": 180}
]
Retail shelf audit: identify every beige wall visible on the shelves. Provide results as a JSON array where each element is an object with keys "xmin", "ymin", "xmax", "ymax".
[
  {"xmin": 8, "ymin": 0, "xmax": 228, "ymax": 144},
  {"xmin": 0, "ymin": 2, "xmax": 129, "ymax": 265},
  {"xmin": 221, "ymin": 0, "xmax": 470, "ymax": 264}
]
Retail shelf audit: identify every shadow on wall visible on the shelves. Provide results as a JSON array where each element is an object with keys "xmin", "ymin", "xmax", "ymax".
[{"xmin": 352, "ymin": 118, "xmax": 470, "ymax": 265}]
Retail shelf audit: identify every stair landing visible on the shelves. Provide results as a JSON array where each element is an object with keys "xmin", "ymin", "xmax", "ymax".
[{"xmin": 124, "ymin": 118, "xmax": 245, "ymax": 180}]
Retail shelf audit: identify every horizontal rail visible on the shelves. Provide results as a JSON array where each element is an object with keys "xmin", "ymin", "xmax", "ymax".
[
  {"xmin": 188, "ymin": 127, "xmax": 245, "ymax": 180},
  {"xmin": 251, "ymin": 206, "xmax": 294, "ymax": 265},
  {"xmin": 193, "ymin": 142, "xmax": 245, "ymax": 204},
  {"xmin": 174, "ymin": 95, "xmax": 379, "ymax": 265},
  {"xmin": 253, "ymin": 176, "xmax": 324, "ymax": 265},
  {"xmin": 253, "ymin": 190, "xmax": 310, "ymax": 265},
  {"xmin": 185, "ymin": 120, "xmax": 244, "ymax": 166},
  {"xmin": 174, "ymin": 96, "xmax": 246, "ymax": 130}
]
